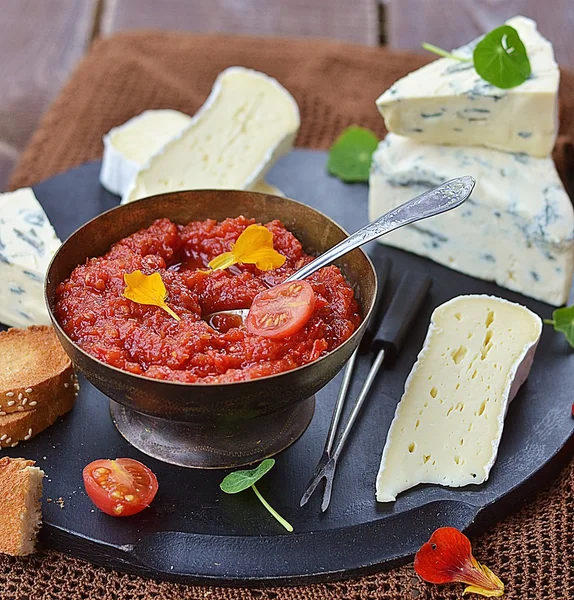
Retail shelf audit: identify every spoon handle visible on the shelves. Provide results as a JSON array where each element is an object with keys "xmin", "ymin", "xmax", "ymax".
[{"xmin": 285, "ymin": 175, "xmax": 475, "ymax": 283}]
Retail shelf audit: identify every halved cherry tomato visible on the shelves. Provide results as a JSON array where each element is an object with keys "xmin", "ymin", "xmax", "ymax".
[
  {"xmin": 82, "ymin": 458, "xmax": 158, "ymax": 517},
  {"xmin": 246, "ymin": 280, "xmax": 316, "ymax": 339}
]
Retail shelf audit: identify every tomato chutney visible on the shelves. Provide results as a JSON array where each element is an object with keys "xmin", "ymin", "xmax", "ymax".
[{"xmin": 55, "ymin": 217, "xmax": 361, "ymax": 383}]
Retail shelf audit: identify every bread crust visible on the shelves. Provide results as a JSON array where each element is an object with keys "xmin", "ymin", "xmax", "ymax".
[
  {"xmin": 0, "ymin": 387, "xmax": 77, "ymax": 448},
  {"xmin": 0, "ymin": 457, "xmax": 44, "ymax": 556},
  {"xmin": 0, "ymin": 326, "xmax": 73, "ymax": 415}
]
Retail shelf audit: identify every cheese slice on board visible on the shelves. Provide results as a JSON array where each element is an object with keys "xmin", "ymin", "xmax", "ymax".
[
  {"xmin": 376, "ymin": 295, "xmax": 542, "ymax": 503},
  {"xmin": 101, "ymin": 109, "xmax": 285, "ymax": 197},
  {"xmin": 0, "ymin": 189, "xmax": 61, "ymax": 328},
  {"xmin": 101, "ymin": 110, "xmax": 191, "ymax": 196},
  {"xmin": 122, "ymin": 68, "xmax": 299, "ymax": 204},
  {"xmin": 376, "ymin": 16, "xmax": 559, "ymax": 157},
  {"xmin": 369, "ymin": 134, "xmax": 574, "ymax": 306}
]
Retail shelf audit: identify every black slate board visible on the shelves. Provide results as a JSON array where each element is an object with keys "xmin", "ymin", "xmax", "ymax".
[{"xmin": 2, "ymin": 150, "xmax": 573, "ymax": 586}]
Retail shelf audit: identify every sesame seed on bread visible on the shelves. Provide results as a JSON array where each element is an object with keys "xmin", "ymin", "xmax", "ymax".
[
  {"xmin": 0, "ymin": 457, "xmax": 44, "ymax": 556},
  {"xmin": 0, "ymin": 388, "xmax": 77, "ymax": 448},
  {"xmin": 0, "ymin": 325, "xmax": 73, "ymax": 415}
]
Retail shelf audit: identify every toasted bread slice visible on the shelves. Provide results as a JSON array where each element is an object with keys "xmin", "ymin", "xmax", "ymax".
[
  {"xmin": 0, "ymin": 457, "xmax": 44, "ymax": 555},
  {"xmin": 0, "ymin": 325, "xmax": 74, "ymax": 415},
  {"xmin": 0, "ymin": 389, "xmax": 76, "ymax": 448}
]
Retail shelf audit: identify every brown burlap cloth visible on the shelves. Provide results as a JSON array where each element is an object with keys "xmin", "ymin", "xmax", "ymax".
[{"xmin": 1, "ymin": 32, "xmax": 573, "ymax": 600}]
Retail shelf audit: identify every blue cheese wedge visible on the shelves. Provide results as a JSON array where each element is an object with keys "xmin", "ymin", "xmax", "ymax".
[
  {"xmin": 100, "ymin": 109, "xmax": 284, "ymax": 197},
  {"xmin": 376, "ymin": 16, "xmax": 559, "ymax": 157},
  {"xmin": 376, "ymin": 295, "xmax": 542, "ymax": 502},
  {"xmin": 122, "ymin": 68, "xmax": 299, "ymax": 204},
  {"xmin": 369, "ymin": 134, "xmax": 574, "ymax": 306},
  {"xmin": 0, "ymin": 188, "xmax": 61, "ymax": 328}
]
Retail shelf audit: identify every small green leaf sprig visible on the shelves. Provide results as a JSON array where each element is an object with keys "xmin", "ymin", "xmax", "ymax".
[
  {"xmin": 220, "ymin": 458, "xmax": 293, "ymax": 532},
  {"xmin": 327, "ymin": 126, "xmax": 379, "ymax": 183},
  {"xmin": 423, "ymin": 25, "xmax": 531, "ymax": 89},
  {"xmin": 544, "ymin": 305, "xmax": 574, "ymax": 348}
]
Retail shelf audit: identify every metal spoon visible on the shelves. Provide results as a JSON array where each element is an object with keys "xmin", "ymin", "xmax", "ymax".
[{"xmin": 206, "ymin": 176, "xmax": 475, "ymax": 327}]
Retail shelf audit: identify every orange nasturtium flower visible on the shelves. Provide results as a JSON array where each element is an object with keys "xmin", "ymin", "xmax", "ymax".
[
  {"xmin": 208, "ymin": 224, "xmax": 286, "ymax": 272},
  {"xmin": 414, "ymin": 527, "xmax": 504, "ymax": 597},
  {"xmin": 123, "ymin": 270, "xmax": 180, "ymax": 321}
]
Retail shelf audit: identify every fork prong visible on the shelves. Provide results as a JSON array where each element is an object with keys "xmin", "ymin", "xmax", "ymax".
[
  {"xmin": 300, "ymin": 466, "xmax": 328, "ymax": 507},
  {"xmin": 320, "ymin": 458, "xmax": 337, "ymax": 512}
]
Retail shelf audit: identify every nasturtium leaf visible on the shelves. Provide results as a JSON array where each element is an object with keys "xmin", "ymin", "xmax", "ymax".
[
  {"xmin": 123, "ymin": 270, "xmax": 180, "ymax": 321},
  {"xmin": 208, "ymin": 224, "xmax": 286, "ymax": 272},
  {"xmin": 327, "ymin": 126, "xmax": 379, "ymax": 183},
  {"xmin": 473, "ymin": 25, "xmax": 531, "ymax": 89},
  {"xmin": 220, "ymin": 458, "xmax": 275, "ymax": 494},
  {"xmin": 545, "ymin": 305, "xmax": 574, "ymax": 348}
]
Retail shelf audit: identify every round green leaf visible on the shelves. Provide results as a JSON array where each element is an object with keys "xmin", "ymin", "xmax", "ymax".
[
  {"xmin": 220, "ymin": 458, "xmax": 275, "ymax": 494},
  {"xmin": 327, "ymin": 126, "xmax": 379, "ymax": 183},
  {"xmin": 549, "ymin": 305, "xmax": 574, "ymax": 348},
  {"xmin": 473, "ymin": 25, "xmax": 531, "ymax": 89}
]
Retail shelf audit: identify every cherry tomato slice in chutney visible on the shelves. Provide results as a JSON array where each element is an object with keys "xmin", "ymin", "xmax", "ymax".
[
  {"xmin": 246, "ymin": 280, "xmax": 316, "ymax": 339},
  {"xmin": 83, "ymin": 458, "xmax": 158, "ymax": 517}
]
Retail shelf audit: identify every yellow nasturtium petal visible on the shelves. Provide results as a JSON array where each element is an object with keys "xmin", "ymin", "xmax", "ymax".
[
  {"xmin": 208, "ymin": 224, "xmax": 286, "ymax": 272},
  {"xmin": 123, "ymin": 270, "xmax": 180, "ymax": 321}
]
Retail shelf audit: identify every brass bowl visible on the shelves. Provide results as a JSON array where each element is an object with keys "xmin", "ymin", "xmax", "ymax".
[{"xmin": 45, "ymin": 190, "xmax": 377, "ymax": 468}]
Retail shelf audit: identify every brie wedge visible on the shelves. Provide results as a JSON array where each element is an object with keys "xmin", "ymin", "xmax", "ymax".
[
  {"xmin": 101, "ymin": 109, "xmax": 285, "ymax": 197},
  {"xmin": 0, "ymin": 188, "xmax": 61, "ymax": 328},
  {"xmin": 122, "ymin": 68, "xmax": 299, "ymax": 204},
  {"xmin": 376, "ymin": 295, "xmax": 542, "ymax": 502},
  {"xmin": 101, "ymin": 110, "xmax": 191, "ymax": 196},
  {"xmin": 369, "ymin": 134, "xmax": 574, "ymax": 306},
  {"xmin": 376, "ymin": 16, "xmax": 559, "ymax": 157}
]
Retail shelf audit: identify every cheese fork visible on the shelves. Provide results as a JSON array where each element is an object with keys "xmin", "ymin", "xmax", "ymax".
[
  {"xmin": 298, "ymin": 257, "xmax": 392, "ymax": 506},
  {"xmin": 205, "ymin": 176, "xmax": 474, "ymax": 327},
  {"xmin": 300, "ymin": 270, "xmax": 432, "ymax": 512}
]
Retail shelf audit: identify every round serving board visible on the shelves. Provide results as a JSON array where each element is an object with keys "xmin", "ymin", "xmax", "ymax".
[{"xmin": 2, "ymin": 151, "xmax": 573, "ymax": 585}]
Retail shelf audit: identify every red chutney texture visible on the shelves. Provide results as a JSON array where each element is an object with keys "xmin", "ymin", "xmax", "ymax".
[{"xmin": 55, "ymin": 217, "xmax": 361, "ymax": 384}]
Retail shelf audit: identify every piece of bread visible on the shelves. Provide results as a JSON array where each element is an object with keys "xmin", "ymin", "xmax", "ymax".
[
  {"xmin": 0, "ymin": 325, "xmax": 74, "ymax": 415},
  {"xmin": 0, "ymin": 390, "xmax": 77, "ymax": 448},
  {"xmin": 0, "ymin": 457, "xmax": 44, "ymax": 556}
]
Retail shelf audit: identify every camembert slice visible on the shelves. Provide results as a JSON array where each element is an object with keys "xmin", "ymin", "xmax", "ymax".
[
  {"xmin": 101, "ymin": 109, "xmax": 284, "ymax": 197},
  {"xmin": 122, "ymin": 68, "xmax": 299, "ymax": 204},
  {"xmin": 376, "ymin": 295, "xmax": 542, "ymax": 502}
]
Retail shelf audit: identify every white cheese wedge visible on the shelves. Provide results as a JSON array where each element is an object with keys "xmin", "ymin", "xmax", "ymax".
[
  {"xmin": 369, "ymin": 134, "xmax": 574, "ymax": 306},
  {"xmin": 100, "ymin": 110, "xmax": 192, "ymax": 196},
  {"xmin": 0, "ymin": 188, "xmax": 61, "ymax": 328},
  {"xmin": 100, "ymin": 109, "xmax": 284, "ymax": 197},
  {"xmin": 376, "ymin": 16, "xmax": 559, "ymax": 157},
  {"xmin": 122, "ymin": 68, "xmax": 299, "ymax": 204},
  {"xmin": 376, "ymin": 295, "xmax": 542, "ymax": 502}
]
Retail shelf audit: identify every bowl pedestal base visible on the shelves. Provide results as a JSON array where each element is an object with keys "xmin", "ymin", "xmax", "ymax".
[{"xmin": 109, "ymin": 396, "xmax": 316, "ymax": 469}]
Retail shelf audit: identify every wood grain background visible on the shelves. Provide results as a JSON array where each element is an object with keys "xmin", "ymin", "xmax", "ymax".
[{"xmin": 0, "ymin": 0, "xmax": 571, "ymax": 191}]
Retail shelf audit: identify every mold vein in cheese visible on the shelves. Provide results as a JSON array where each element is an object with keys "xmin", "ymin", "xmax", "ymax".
[
  {"xmin": 0, "ymin": 188, "xmax": 61, "ymax": 328},
  {"xmin": 376, "ymin": 16, "xmax": 559, "ymax": 157},
  {"xmin": 122, "ymin": 68, "xmax": 299, "ymax": 204},
  {"xmin": 100, "ymin": 109, "xmax": 284, "ymax": 197},
  {"xmin": 369, "ymin": 133, "xmax": 574, "ymax": 306},
  {"xmin": 376, "ymin": 295, "xmax": 542, "ymax": 502}
]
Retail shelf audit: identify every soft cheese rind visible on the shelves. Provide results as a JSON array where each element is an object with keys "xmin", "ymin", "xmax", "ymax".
[
  {"xmin": 101, "ymin": 109, "xmax": 285, "ymax": 197},
  {"xmin": 100, "ymin": 109, "xmax": 192, "ymax": 196},
  {"xmin": 0, "ymin": 189, "xmax": 61, "ymax": 328},
  {"xmin": 369, "ymin": 134, "xmax": 574, "ymax": 306},
  {"xmin": 376, "ymin": 16, "xmax": 559, "ymax": 157},
  {"xmin": 122, "ymin": 68, "xmax": 299, "ymax": 204},
  {"xmin": 376, "ymin": 295, "xmax": 542, "ymax": 502}
]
